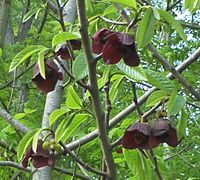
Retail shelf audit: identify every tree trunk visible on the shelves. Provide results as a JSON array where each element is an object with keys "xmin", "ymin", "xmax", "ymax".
[
  {"xmin": 0, "ymin": 0, "xmax": 11, "ymax": 49},
  {"xmin": 32, "ymin": 0, "xmax": 77, "ymax": 179}
]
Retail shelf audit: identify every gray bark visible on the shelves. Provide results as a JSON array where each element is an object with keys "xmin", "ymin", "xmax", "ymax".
[
  {"xmin": 0, "ymin": 0, "xmax": 11, "ymax": 48},
  {"xmin": 32, "ymin": 0, "xmax": 77, "ymax": 179}
]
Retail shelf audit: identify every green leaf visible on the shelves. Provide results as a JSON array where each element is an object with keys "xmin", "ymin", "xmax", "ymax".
[
  {"xmin": 110, "ymin": 75, "xmax": 124, "ymax": 103},
  {"xmin": 105, "ymin": 0, "xmax": 136, "ymax": 9},
  {"xmin": 38, "ymin": 50, "xmax": 46, "ymax": 79},
  {"xmin": 72, "ymin": 53, "xmax": 88, "ymax": 80},
  {"xmin": 136, "ymin": 7, "xmax": 156, "ymax": 48},
  {"xmin": 102, "ymin": 65, "xmax": 112, "ymax": 84},
  {"xmin": 117, "ymin": 62, "xmax": 147, "ymax": 81},
  {"xmin": 184, "ymin": 0, "xmax": 200, "ymax": 13},
  {"xmin": 22, "ymin": 8, "xmax": 41, "ymax": 23},
  {"xmin": 55, "ymin": 114, "xmax": 89, "ymax": 142},
  {"xmin": 158, "ymin": 9, "xmax": 187, "ymax": 42},
  {"xmin": 152, "ymin": 7, "xmax": 160, "ymax": 20},
  {"xmin": 66, "ymin": 85, "xmax": 82, "ymax": 109},
  {"xmin": 9, "ymin": 45, "xmax": 47, "ymax": 72},
  {"xmin": 123, "ymin": 149, "xmax": 149, "ymax": 180},
  {"xmin": 146, "ymin": 69, "xmax": 174, "ymax": 93},
  {"xmin": 0, "ymin": 48, "xmax": 2, "ymax": 57},
  {"xmin": 32, "ymin": 128, "xmax": 43, "ymax": 153},
  {"xmin": 14, "ymin": 113, "xmax": 26, "ymax": 120},
  {"xmin": 177, "ymin": 108, "xmax": 188, "ymax": 141},
  {"xmin": 103, "ymin": 5, "xmax": 116, "ymax": 15},
  {"xmin": 49, "ymin": 108, "xmax": 69, "ymax": 127},
  {"xmin": 52, "ymin": 32, "xmax": 81, "ymax": 48},
  {"xmin": 17, "ymin": 129, "xmax": 38, "ymax": 162},
  {"xmin": 146, "ymin": 90, "xmax": 169, "ymax": 107},
  {"xmin": 167, "ymin": 93, "xmax": 186, "ymax": 116}
]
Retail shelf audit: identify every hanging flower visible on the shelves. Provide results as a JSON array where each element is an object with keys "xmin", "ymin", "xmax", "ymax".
[
  {"xmin": 32, "ymin": 59, "xmax": 63, "ymax": 94},
  {"xmin": 151, "ymin": 119, "xmax": 180, "ymax": 147},
  {"xmin": 92, "ymin": 28, "xmax": 140, "ymax": 66},
  {"xmin": 22, "ymin": 140, "xmax": 56, "ymax": 168},
  {"xmin": 56, "ymin": 40, "xmax": 81, "ymax": 60},
  {"xmin": 121, "ymin": 123, "xmax": 158, "ymax": 149}
]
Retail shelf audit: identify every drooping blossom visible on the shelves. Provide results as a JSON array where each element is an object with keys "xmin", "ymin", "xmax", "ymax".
[
  {"xmin": 22, "ymin": 140, "xmax": 56, "ymax": 168},
  {"xmin": 121, "ymin": 119, "xmax": 180, "ymax": 150},
  {"xmin": 56, "ymin": 40, "xmax": 81, "ymax": 60},
  {"xmin": 121, "ymin": 123, "xmax": 158, "ymax": 149},
  {"xmin": 32, "ymin": 59, "xmax": 63, "ymax": 94},
  {"xmin": 92, "ymin": 28, "xmax": 140, "ymax": 66},
  {"xmin": 151, "ymin": 119, "xmax": 180, "ymax": 147}
]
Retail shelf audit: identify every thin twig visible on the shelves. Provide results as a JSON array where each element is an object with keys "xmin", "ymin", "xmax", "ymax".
[
  {"xmin": 0, "ymin": 63, "xmax": 35, "ymax": 91},
  {"xmin": 54, "ymin": 54, "xmax": 89, "ymax": 89},
  {"xmin": 149, "ymin": 44, "xmax": 200, "ymax": 100},
  {"xmin": 76, "ymin": 0, "xmax": 116, "ymax": 179},
  {"xmin": 99, "ymin": 16, "xmax": 127, "ymax": 25},
  {"xmin": 59, "ymin": 141, "xmax": 107, "ymax": 177},
  {"xmin": 149, "ymin": 150, "xmax": 163, "ymax": 180},
  {"xmin": 132, "ymin": 83, "xmax": 143, "ymax": 116},
  {"xmin": 65, "ymin": 47, "xmax": 200, "ymax": 151}
]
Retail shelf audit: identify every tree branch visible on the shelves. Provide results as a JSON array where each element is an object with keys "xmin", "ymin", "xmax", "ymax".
[
  {"xmin": 60, "ymin": 141, "xmax": 107, "ymax": 177},
  {"xmin": 66, "ymin": 47, "xmax": 200, "ymax": 150},
  {"xmin": 149, "ymin": 44, "xmax": 200, "ymax": 100},
  {"xmin": 0, "ymin": 107, "xmax": 29, "ymax": 133},
  {"xmin": 76, "ymin": 0, "xmax": 116, "ymax": 179}
]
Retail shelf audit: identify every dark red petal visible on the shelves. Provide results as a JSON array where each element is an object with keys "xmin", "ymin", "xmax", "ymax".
[
  {"xmin": 127, "ymin": 123, "xmax": 149, "ymax": 136},
  {"xmin": 123, "ymin": 44, "xmax": 140, "ymax": 67},
  {"xmin": 121, "ymin": 131, "xmax": 139, "ymax": 149},
  {"xmin": 102, "ymin": 40, "xmax": 122, "ymax": 64},
  {"xmin": 165, "ymin": 127, "xmax": 180, "ymax": 147},
  {"xmin": 70, "ymin": 40, "xmax": 81, "ymax": 50},
  {"xmin": 21, "ymin": 147, "xmax": 34, "ymax": 168},
  {"xmin": 151, "ymin": 119, "xmax": 170, "ymax": 136},
  {"xmin": 116, "ymin": 33, "xmax": 134, "ymax": 45},
  {"xmin": 92, "ymin": 39, "xmax": 104, "ymax": 54},
  {"xmin": 92, "ymin": 28, "xmax": 111, "ymax": 54},
  {"xmin": 32, "ymin": 156, "xmax": 49, "ymax": 168}
]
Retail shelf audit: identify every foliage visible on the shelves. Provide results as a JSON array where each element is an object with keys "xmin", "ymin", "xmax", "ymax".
[{"xmin": 0, "ymin": 0, "xmax": 200, "ymax": 179}]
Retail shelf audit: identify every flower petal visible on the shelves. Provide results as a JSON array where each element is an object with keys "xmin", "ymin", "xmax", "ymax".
[
  {"xmin": 151, "ymin": 119, "xmax": 170, "ymax": 136},
  {"xmin": 123, "ymin": 44, "xmax": 140, "ymax": 67},
  {"xmin": 117, "ymin": 32, "xmax": 134, "ymax": 45},
  {"xmin": 165, "ymin": 127, "xmax": 180, "ymax": 147},
  {"xmin": 102, "ymin": 40, "xmax": 122, "ymax": 64}
]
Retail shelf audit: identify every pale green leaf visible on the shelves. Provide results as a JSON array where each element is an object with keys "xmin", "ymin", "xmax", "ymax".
[
  {"xmin": 56, "ymin": 114, "xmax": 89, "ymax": 142},
  {"xmin": 52, "ymin": 32, "xmax": 81, "ymax": 48},
  {"xmin": 105, "ymin": 0, "xmax": 136, "ymax": 9},
  {"xmin": 38, "ymin": 50, "xmax": 46, "ymax": 79},
  {"xmin": 32, "ymin": 128, "xmax": 51, "ymax": 152},
  {"xmin": 167, "ymin": 93, "xmax": 186, "ymax": 116},
  {"xmin": 0, "ymin": 48, "xmax": 2, "ymax": 57},
  {"xmin": 177, "ymin": 108, "xmax": 188, "ymax": 141},
  {"xmin": 103, "ymin": 5, "xmax": 116, "ymax": 15},
  {"xmin": 66, "ymin": 85, "xmax": 82, "ymax": 109},
  {"xmin": 146, "ymin": 70, "xmax": 174, "ymax": 93},
  {"xmin": 49, "ymin": 108, "xmax": 69, "ymax": 127},
  {"xmin": 9, "ymin": 45, "xmax": 47, "ymax": 72},
  {"xmin": 22, "ymin": 8, "xmax": 41, "ymax": 23},
  {"xmin": 17, "ymin": 129, "xmax": 38, "ymax": 162},
  {"xmin": 152, "ymin": 7, "xmax": 160, "ymax": 20},
  {"xmin": 136, "ymin": 7, "xmax": 156, "ymax": 48},
  {"xmin": 72, "ymin": 53, "xmax": 88, "ymax": 80},
  {"xmin": 146, "ymin": 90, "xmax": 169, "ymax": 107},
  {"xmin": 110, "ymin": 75, "xmax": 124, "ymax": 103},
  {"xmin": 158, "ymin": 9, "xmax": 187, "ymax": 42},
  {"xmin": 117, "ymin": 62, "xmax": 147, "ymax": 81},
  {"xmin": 14, "ymin": 113, "xmax": 26, "ymax": 120}
]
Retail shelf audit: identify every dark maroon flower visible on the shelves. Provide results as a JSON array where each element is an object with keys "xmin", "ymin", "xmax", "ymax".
[
  {"xmin": 56, "ymin": 40, "xmax": 81, "ymax": 60},
  {"xmin": 121, "ymin": 123, "xmax": 158, "ymax": 149},
  {"xmin": 92, "ymin": 28, "xmax": 140, "ymax": 66},
  {"xmin": 22, "ymin": 140, "xmax": 56, "ymax": 168},
  {"xmin": 32, "ymin": 59, "xmax": 63, "ymax": 94},
  {"xmin": 151, "ymin": 119, "xmax": 180, "ymax": 147}
]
